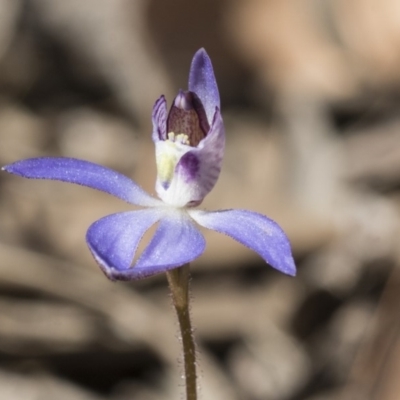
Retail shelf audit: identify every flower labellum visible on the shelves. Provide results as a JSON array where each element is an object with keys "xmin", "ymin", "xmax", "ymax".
[
  {"xmin": 153, "ymin": 55, "xmax": 225, "ymax": 208},
  {"xmin": 2, "ymin": 49, "xmax": 296, "ymax": 280}
]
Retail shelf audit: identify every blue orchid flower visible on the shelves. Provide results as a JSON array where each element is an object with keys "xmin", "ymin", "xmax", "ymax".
[{"xmin": 2, "ymin": 49, "xmax": 296, "ymax": 281}]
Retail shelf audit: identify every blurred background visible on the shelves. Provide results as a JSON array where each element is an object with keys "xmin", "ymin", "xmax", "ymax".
[{"xmin": 0, "ymin": 0, "xmax": 400, "ymax": 399}]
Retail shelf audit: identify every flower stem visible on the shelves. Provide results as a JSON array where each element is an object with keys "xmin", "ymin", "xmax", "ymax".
[{"xmin": 166, "ymin": 264, "xmax": 197, "ymax": 400}]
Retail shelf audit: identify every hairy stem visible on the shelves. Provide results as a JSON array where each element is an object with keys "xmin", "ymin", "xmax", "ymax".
[{"xmin": 166, "ymin": 264, "xmax": 197, "ymax": 400}]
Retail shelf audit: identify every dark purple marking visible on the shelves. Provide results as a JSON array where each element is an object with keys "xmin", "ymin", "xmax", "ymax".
[{"xmin": 177, "ymin": 152, "xmax": 200, "ymax": 182}]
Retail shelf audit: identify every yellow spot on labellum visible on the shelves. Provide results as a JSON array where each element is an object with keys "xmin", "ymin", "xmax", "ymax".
[{"xmin": 156, "ymin": 150, "xmax": 176, "ymax": 184}]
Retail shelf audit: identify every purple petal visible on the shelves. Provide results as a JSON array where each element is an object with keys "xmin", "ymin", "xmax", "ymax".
[
  {"xmin": 86, "ymin": 209, "xmax": 163, "ymax": 281},
  {"xmin": 188, "ymin": 48, "xmax": 220, "ymax": 124},
  {"xmin": 132, "ymin": 211, "xmax": 206, "ymax": 279},
  {"xmin": 177, "ymin": 108, "xmax": 225, "ymax": 200},
  {"xmin": 152, "ymin": 95, "xmax": 167, "ymax": 142},
  {"xmin": 189, "ymin": 209, "xmax": 296, "ymax": 276},
  {"xmin": 87, "ymin": 210, "xmax": 205, "ymax": 281},
  {"xmin": 3, "ymin": 157, "xmax": 161, "ymax": 207}
]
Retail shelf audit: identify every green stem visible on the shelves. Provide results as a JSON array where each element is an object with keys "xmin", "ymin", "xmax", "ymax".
[{"xmin": 166, "ymin": 264, "xmax": 197, "ymax": 400}]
